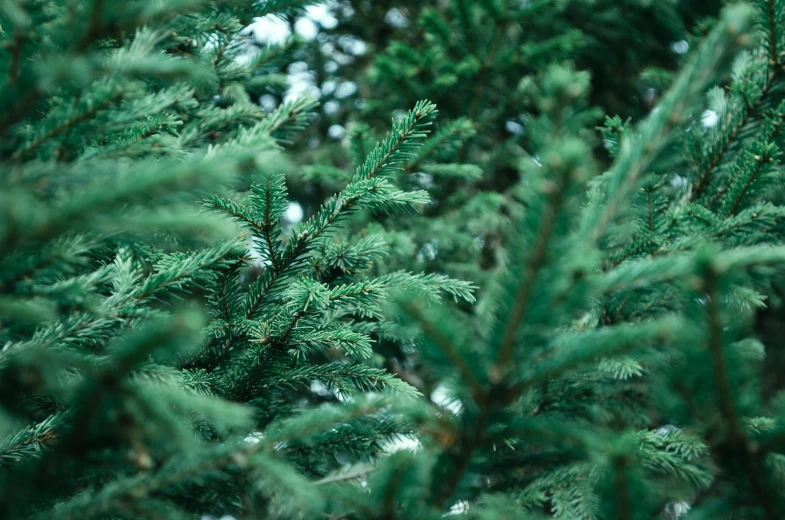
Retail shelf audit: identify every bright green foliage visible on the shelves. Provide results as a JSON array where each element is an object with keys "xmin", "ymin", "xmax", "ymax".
[
  {"xmin": 0, "ymin": 0, "xmax": 389, "ymax": 516},
  {"xmin": 295, "ymin": 0, "xmax": 721, "ymax": 289},
  {"xmin": 188, "ymin": 101, "xmax": 475, "ymax": 460},
  {"xmin": 307, "ymin": 4, "xmax": 785, "ymax": 519},
  {"xmin": 293, "ymin": 0, "xmax": 759, "ymax": 436},
  {"xmin": 4, "ymin": 1, "xmax": 785, "ymax": 520},
  {"xmin": 0, "ymin": 1, "xmax": 474, "ymax": 517}
]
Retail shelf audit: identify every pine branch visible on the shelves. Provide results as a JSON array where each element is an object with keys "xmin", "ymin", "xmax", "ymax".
[
  {"xmin": 352, "ymin": 100, "xmax": 438, "ymax": 183},
  {"xmin": 403, "ymin": 118, "xmax": 475, "ymax": 173},
  {"xmin": 765, "ymin": 0, "xmax": 781, "ymax": 64},
  {"xmin": 0, "ymin": 412, "xmax": 68, "ymax": 467},
  {"xmin": 466, "ymin": 0, "xmax": 512, "ymax": 119},
  {"xmin": 494, "ymin": 147, "xmax": 575, "ymax": 373},
  {"xmin": 581, "ymin": 5, "xmax": 754, "ymax": 243},
  {"xmin": 31, "ymin": 399, "xmax": 386, "ymax": 520},
  {"xmin": 255, "ymin": 97, "xmax": 318, "ymax": 143},
  {"xmin": 314, "ymin": 464, "xmax": 375, "ymax": 485},
  {"xmin": 697, "ymin": 253, "xmax": 779, "ymax": 520},
  {"xmin": 204, "ymin": 196, "xmax": 265, "ymax": 231},
  {"xmin": 397, "ymin": 299, "xmax": 485, "ymax": 398}
]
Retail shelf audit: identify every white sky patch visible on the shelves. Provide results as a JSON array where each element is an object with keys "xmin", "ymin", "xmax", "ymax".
[
  {"xmin": 412, "ymin": 172, "xmax": 434, "ymax": 189},
  {"xmin": 385, "ymin": 8, "xmax": 410, "ymax": 28},
  {"xmin": 335, "ymin": 81, "xmax": 358, "ymax": 98},
  {"xmin": 310, "ymin": 380, "xmax": 331, "ymax": 396},
  {"xmin": 532, "ymin": 155, "xmax": 542, "ymax": 167},
  {"xmin": 701, "ymin": 109, "xmax": 719, "ymax": 128},
  {"xmin": 505, "ymin": 120, "xmax": 524, "ymax": 135},
  {"xmin": 446, "ymin": 500, "xmax": 470, "ymax": 515},
  {"xmin": 321, "ymin": 80, "xmax": 336, "ymax": 96},
  {"xmin": 244, "ymin": 3, "xmax": 339, "ymax": 45},
  {"xmin": 288, "ymin": 61, "xmax": 309, "ymax": 75},
  {"xmin": 664, "ymin": 501, "xmax": 691, "ymax": 519},
  {"xmin": 655, "ymin": 424, "xmax": 680, "ymax": 436},
  {"xmin": 284, "ymin": 201, "xmax": 304, "ymax": 224},
  {"xmin": 294, "ymin": 17, "xmax": 319, "ymax": 40},
  {"xmin": 233, "ymin": 49, "xmax": 256, "ymax": 67},
  {"xmin": 339, "ymin": 36, "xmax": 367, "ymax": 56},
  {"xmin": 383, "ymin": 435, "xmax": 421, "ymax": 453},
  {"xmin": 328, "ymin": 124, "xmax": 346, "ymax": 140},
  {"xmin": 244, "ymin": 432, "xmax": 264, "ymax": 444},
  {"xmin": 245, "ymin": 16, "xmax": 291, "ymax": 45},
  {"xmin": 246, "ymin": 236, "xmax": 271, "ymax": 268},
  {"xmin": 305, "ymin": 4, "xmax": 339, "ymax": 29},
  {"xmin": 431, "ymin": 383, "xmax": 463, "ymax": 415},
  {"xmin": 285, "ymin": 71, "xmax": 320, "ymax": 103},
  {"xmin": 284, "ymin": 62, "xmax": 319, "ymax": 102},
  {"xmin": 670, "ymin": 174, "xmax": 687, "ymax": 189},
  {"xmin": 671, "ymin": 40, "xmax": 689, "ymax": 54},
  {"xmin": 259, "ymin": 94, "xmax": 277, "ymax": 112},
  {"xmin": 416, "ymin": 242, "xmax": 438, "ymax": 263},
  {"xmin": 296, "ymin": 3, "xmax": 340, "ymax": 40}
]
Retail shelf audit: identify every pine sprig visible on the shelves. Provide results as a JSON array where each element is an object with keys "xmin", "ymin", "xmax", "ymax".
[{"xmin": 352, "ymin": 100, "xmax": 438, "ymax": 183}]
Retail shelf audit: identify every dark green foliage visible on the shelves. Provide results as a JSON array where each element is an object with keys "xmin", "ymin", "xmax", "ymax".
[
  {"xmin": 4, "ymin": 1, "xmax": 785, "ymax": 520},
  {"xmin": 288, "ymin": 0, "xmax": 723, "ymax": 309},
  {"xmin": 0, "ymin": 2, "xmax": 474, "ymax": 517}
]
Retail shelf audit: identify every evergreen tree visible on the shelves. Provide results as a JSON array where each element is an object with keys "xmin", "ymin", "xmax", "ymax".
[
  {"xmin": 315, "ymin": 4, "xmax": 785, "ymax": 517},
  {"xmin": 315, "ymin": 2, "xmax": 785, "ymax": 519},
  {"xmin": 280, "ymin": 0, "xmax": 733, "ymax": 411},
  {"xmin": 0, "ymin": 1, "xmax": 472, "ymax": 517},
  {"xmin": 3, "ymin": 1, "xmax": 785, "ymax": 520},
  {"xmin": 293, "ymin": 0, "xmax": 723, "ymax": 286}
]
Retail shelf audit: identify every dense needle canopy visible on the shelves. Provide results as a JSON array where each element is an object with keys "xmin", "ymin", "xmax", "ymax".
[{"xmin": 2, "ymin": 1, "xmax": 785, "ymax": 520}]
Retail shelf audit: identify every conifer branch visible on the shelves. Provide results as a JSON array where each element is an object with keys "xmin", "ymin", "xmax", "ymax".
[
  {"xmin": 583, "ymin": 5, "xmax": 754, "ymax": 242},
  {"xmin": 262, "ymin": 176, "xmax": 281, "ymax": 272},
  {"xmin": 5, "ymin": 2, "xmax": 785, "ymax": 518},
  {"xmin": 700, "ymin": 256, "xmax": 779, "ymax": 520},
  {"xmin": 404, "ymin": 119, "xmax": 475, "ymax": 173},
  {"xmin": 33, "ymin": 399, "xmax": 385, "ymax": 520},
  {"xmin": 495, "ymin": 158, "xmax": 570, "ymax": 372},
  {"xmin": 692, "ymin": 107, "xmax": 749, "ymax": 199},
  {"xmin": 0, "ymin": 412, "xmax": 66, "ymax": 467},
  {"xmin": 613, "ymin": 456, "xmax": 633, "ymax": 520},
  {"xmin": 353, "ymin": 100, "xmax": 437, "ymax": 182},
  {"xmin": 398, "ymin": 300, "xmax": 484, "ymax": 397},
  {"xmin": 692, "ymin": 81, "xmax": 776, "ymax": 200},
  {"xmin": 723, "ymin": 153, "xmax": 768, "ymax": 216},
  {"xmin": 205, "ymin": 196, "xmax": 266, "ymax": 231},
  {"xmin": 314, "ymin": 465, "xmax": 375, "ymax": 485},
  {"xmin": 255, "ymin": 0, "xmax": 321, "ymax": 17},
  {"xmin": 256, "ymin": 97, "xmax": 318, "ymax": 142},
  {"xmin": 13, "ymin": 87, "xmax": 126, "ymax": 161},
  {"xmin": 766, "ymin": 0, "xmax": 780, "ymax": 64},
  {"xmin": 467, "ymin": 0, "xmax": 511, "ymax": 119}
]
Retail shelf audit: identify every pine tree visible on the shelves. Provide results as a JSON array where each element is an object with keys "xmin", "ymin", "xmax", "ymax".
[
  {"xmin": 0, "ymin": 0, "xmax": 320, "ymax": 516},
  {"xmin": 281, "ymin": 0, "xmax": 733, "ymax": 416},
  {"xmin": 313, "ymin": 3, "xmax": 785, "ymax": 519},
  {"xmin": 4, "ymin": 1, "xmax": 785, "ymax": 520},
  {"xmin": 292, "ymin": 0, "xmax": 724, "ymax": 286},
  {"xmin": 0, "ymin": 1, "xmax": 473, "ymax": 518}
]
